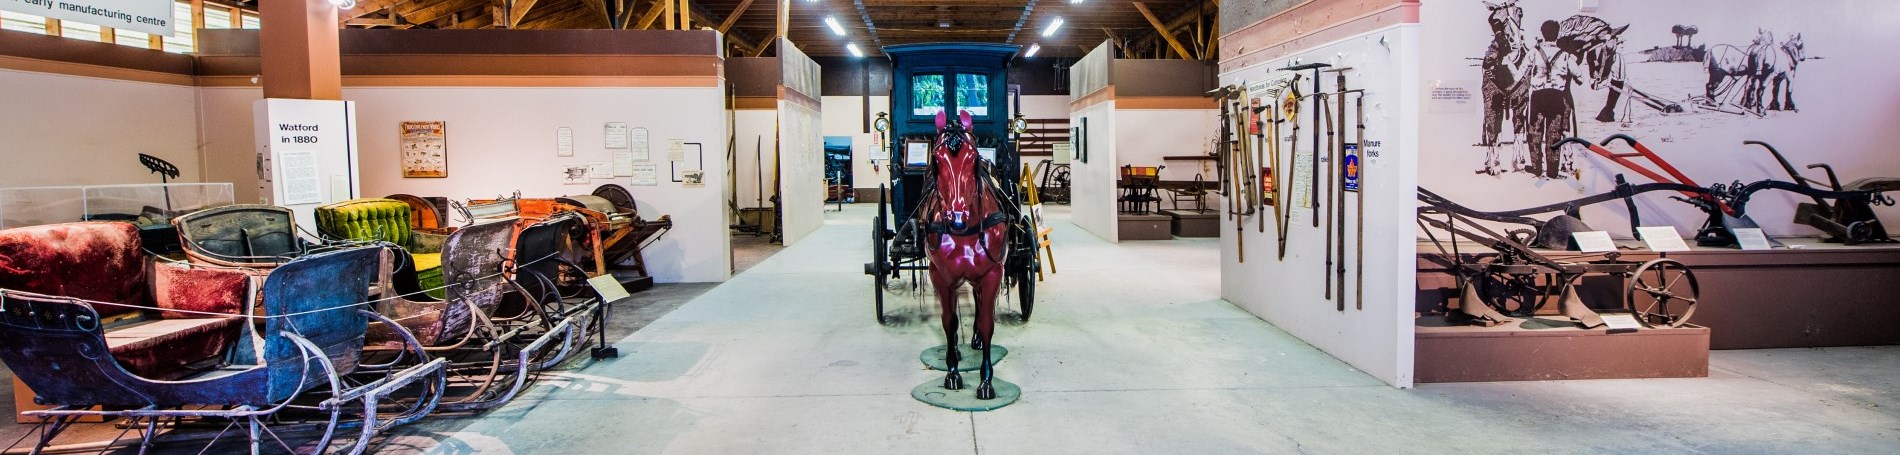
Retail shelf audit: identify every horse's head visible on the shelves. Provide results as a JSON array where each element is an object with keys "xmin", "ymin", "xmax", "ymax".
[
  {"xmin": 1484, "ymin": 1, "xmax": 1521, "ymax": 37},
  {"xmin": 1753, "ymin": 28, "xmax": 1774, "ymax": 47},
  {"xmin": 932, "ymin": 110, "xmax": 975, "ymax": 157},
  {"xmin": 1783, "ymin": 33, "xmax": 1807, "ymax": 63}
]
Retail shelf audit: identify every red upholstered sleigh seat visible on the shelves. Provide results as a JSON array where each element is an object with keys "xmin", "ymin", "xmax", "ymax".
[{"xmin": 0, "ymin": 222, "xmax": 248, "ymax": 380}]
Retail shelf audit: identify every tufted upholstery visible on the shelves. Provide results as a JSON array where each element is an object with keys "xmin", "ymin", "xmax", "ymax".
[
  {"xmin": 317, "ymin": 198, "xmax": 445, "ymax": 297},
  {"xmin": 0, "ymin": 222, "xmax": 245, "ymax": 380}
]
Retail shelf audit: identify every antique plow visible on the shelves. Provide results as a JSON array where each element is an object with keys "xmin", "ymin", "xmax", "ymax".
[{"xmin": 1417, "ymin": 190, "xmax": 1701, "ymax": 329}]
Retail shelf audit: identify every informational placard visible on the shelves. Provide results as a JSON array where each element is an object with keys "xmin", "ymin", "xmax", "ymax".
[
  {"xmin": 1427, "ymin": 80, "xmax": 1479, "ymax": 113},
  {"xmin": 682, "ymin": 170, "xmax": 705, "ymax": 188},
  {"xmin": 1571, "ymin": 231, "xmax": 1617, "ymax": 253},
  {"xmin": 630, "ymin": 164, "xmax": 657, "ymax": 186},
  {"xmin": 2, "ymin": 0, "xmax": 175, "ymax": 37},
  {"xmin": 604, "ymin": 122, "xmax": 630, "ymax": 150},
  {"xmin": 556, "ymin": 127, "xmax": 574, "ymax": 157},
  {"xmin": 1290, "ymin": 148, "xmax": 1315, "ymax": 209},
  {"xmin": 586, "ymin": 274, "xmax": 632, "ymax": 303},
  {"xmin": 906, "ymin": 141, "xmax": 929, "ymax": 167},
  {"xmin": 1599, "ymin": 313, "xmax": 1642, "ymax": 334},
  {"xmin": 667, "ymin": 139, "xmax": 685, "ymax": 161},
  {"xmin": 586, "ymin": 162, "xmax": 611, "ymax": 179},
  {"xmin": 978, "ymin": 147, "xmax": 997, "ymax": 163},
  {"xmin": 1637, "ymin": 226, "xmax": 1692, "ymax": 252},
  {"xmin": 630, "ymin": 127, "xmax": 650, "ymax": 161},
  {"xmin": 1733, "ymin": 228, "xmax": 1772, "ymax": 250},
  {"xmin": 399, "ymin": 121, "xmax": 447, "ymax": 178},
  {"xmin": 277, "ymin": 150, "xmax": 322, "ymax": 205},
  {"xmin": 1052, "ymin": 143, "xmax": 1073, "ymax": 164}
]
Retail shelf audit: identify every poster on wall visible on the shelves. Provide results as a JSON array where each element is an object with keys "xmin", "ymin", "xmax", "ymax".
[
  {"xmin": 630, "ymin": 127, "xmax": 651, "ymax": 161},
  {"xmin": 682, "ymin": 170, "xmax": 705, "ymax": 188},
  {"xmin": 630, "ymin": 164, "xmax": 658, "ymax": 186},
  {"xmin": 605, "ymin": 122, "xmax": 630, "ymax": 150},
  {"xmin": 399, "ymin": 121, "xmax": 448, "ymax": 178},
  {"xmin": 1, "ymin": 0, "xmax": 176, "ymax": 37},
  {"xmin": 556, "ymin": 127, "xmax": 574, "ymax": 157},
  {"xmin": 562, "ymin": 165, "xmax": 590, "ymax": 184},
  {"xmin": 587, "ymin": 162, "xmax": 612, "ymax": 179}
]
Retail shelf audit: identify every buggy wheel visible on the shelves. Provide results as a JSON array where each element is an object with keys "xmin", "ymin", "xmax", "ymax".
[
  {"xmin": 1625, "ymin": 258, "xmax": 1700, "ymax": 328},
  {"xmin": 1016, "ymin": 266, "xmax": 1035, "ymax": 322}
]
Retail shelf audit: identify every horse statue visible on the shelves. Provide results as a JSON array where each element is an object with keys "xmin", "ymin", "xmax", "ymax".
[{"xmin": 918, "ymin": 110, "xmax": 1014, "ymax": 400}]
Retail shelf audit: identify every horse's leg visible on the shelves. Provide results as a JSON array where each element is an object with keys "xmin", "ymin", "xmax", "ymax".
[
  {"xmin": 973, "ymin": 263, "xmax": 1004, "ymax": 400},
  {"xmin": 1784, "ymin": 74, "xmax": 1797, "ymax": 111},
  {"xmin": 1595, "ymin": 80, "xmax": 1625, "ymax": 122},
  {"xmin": 1767, "ymin": 76, "xmax": 1783, "ymax": 111},
  {"xmin": 1704, "ymin": 69, "xmax": 1725, "ymax": 100},
  {"xmin": 932, "ymin": 269, "xmax": 965, "ymax": 390}
]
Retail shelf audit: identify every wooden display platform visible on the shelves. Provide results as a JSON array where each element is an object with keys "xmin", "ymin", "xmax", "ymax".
[
  {"xmin": 1160, "ymin": 209, "xmax": 1218, "ymax": 237},
  {"xmin": 1415, "ymin": 316, "xmax": 1709, "ymax": 383},
  {"xmin": 1417, "ymin": 238, "xmax": 1900, "ymax": 350},
  {"xmin": 1118, "ymin": 213, "xmax": 1172, "ymax": 240}
]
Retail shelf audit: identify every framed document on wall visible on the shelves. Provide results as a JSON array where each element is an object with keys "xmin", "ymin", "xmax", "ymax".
[{"xmin": 400, "ymin": 121, "xmax": 448, "ymax": 178}]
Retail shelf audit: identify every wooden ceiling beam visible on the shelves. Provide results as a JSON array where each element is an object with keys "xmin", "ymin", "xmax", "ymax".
[
  {"xmin": 507, "ymin": 0, "xmax": 541, "ymax": 27},
  {"xmin": 579, "ymin": 0, "xmax": 613, "ymax": 27},
  {"xmin": 403, "ymin": 0, "xmax": 488, "ymax": 24},
  {"xmin": 716, "ymin": 0, "xmax": 751, "ymax": 33},
  {"xmin": 635, "ymin": 0, "xmax": 667, "ymax": 29},
  {"xmin": 1132, "ymin": 2, "xmax": 1191, "ymax": 59}
]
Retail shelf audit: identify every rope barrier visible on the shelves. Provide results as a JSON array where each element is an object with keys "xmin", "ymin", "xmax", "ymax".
[{"xmin": 0, "ymin": 249, "xmax": 568, "ymax": 321}]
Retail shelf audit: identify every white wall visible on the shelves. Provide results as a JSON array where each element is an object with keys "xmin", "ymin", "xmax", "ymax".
[
  {"xmin": 777, "ymin": 101, "xmax": 824, "ymax": 245},
  {"xmin": 1069, "ymin": 101, "xmax": 1118, "ymax": 242},
  {"xmin": 0, "ymin": 70, "xmax": 201, "ymax": 187},
  {"xmin": 1219, "ymin": 26, "xmax": 1420, "ymax": 388},
  {"xmin": 1018, "ymin": 95, "xmax": 1070, "ymax": 120},
  {"xmin": 1418, "ymin": 0, "xmax": 1900, "ymax": 238},
  {"xmin": 200, "ymin": 85, "xmax": 733, "ymax": 283},
  {"xmin": 1116, "ymin": 109, "xmax": 1219, "ymax": 182},
  {"xmin": 820, "ymin": 95, "xmax": 885, "ymax": 191}
]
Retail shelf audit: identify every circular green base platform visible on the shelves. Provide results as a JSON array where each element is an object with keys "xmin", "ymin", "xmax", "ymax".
[
  {"xmin": 920, "ymin": 344, "xmax": 1009, "ymax": 372},
  {"xmin": 912, "ymin": 377, "xmax": 1020, "ymax": 411}
]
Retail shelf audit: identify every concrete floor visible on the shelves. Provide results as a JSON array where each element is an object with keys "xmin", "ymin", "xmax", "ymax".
[{"xmin": 4, "ymin": 204, "xmax": 1898, "ymax": 453}]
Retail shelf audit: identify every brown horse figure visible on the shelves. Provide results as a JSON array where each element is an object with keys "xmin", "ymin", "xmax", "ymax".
[{"xmin": 919, "ymin": 110, "xmax": 1011, "ymax": 400}]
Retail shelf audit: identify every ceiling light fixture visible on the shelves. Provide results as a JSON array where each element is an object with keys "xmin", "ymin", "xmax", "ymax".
[
  {"xmin": 825, "ymin": 16, "xmax": 847, "ymax": 36},
  {"xmin": 329, "ymin": 0, "xmax": 356, "ymax": 8},
  {"xmin": 1069, "ymin": 0, "xmax": 1083, "ymax": 3},
  {"xmin": 1025, "ymin": 44, "xmax": 1041, "ymax": 57},
  {"xmin": 847, "ymin": 43, "xmax": 864, "ymax": 58},
  {"xmin": 1042, "ymin": 17, "xmax": 1064, "ymax": 37}
]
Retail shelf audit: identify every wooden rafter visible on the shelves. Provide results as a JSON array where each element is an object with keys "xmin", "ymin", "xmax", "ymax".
[
  {"xmin": 1132, "ymin": 2, "xmax": 1191, "ymax": 59},
  {"xmin": 635, "ymin": 0, "xmax": 667, "ymax": 29},
  {"xmin": 716, "ymin": 0, "xmax": 751, "ymax": 33},
  {"xmin": 507, "ymin": 0, "xmax": 541, "ymax": 27},
  {"xmin": 578, "ymin": 0, "xmax": 612, "ymax": 27}
]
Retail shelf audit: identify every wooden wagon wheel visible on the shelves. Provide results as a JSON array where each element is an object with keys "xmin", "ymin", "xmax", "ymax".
[
  {"xmin": 1476, "ymin": 270, "xmax": 1549, "ymax": 318},
  {"xmin": 1624, "ymin": 258, "xmax": 1700, "ymax": 328}
]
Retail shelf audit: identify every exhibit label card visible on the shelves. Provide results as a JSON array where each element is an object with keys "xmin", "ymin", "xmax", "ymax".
[
  {"xmin": 630, "ymin": 164, "xmax": 658, "ymax": 186},
  {"xmin": 1571, "ymin": 231, "xmax": 1616, "ymax": 253},
  {"xmin": 1599, "ymin": 313, "xmax": 1643, "ymax": 334},
  {"xmin": 668, "ymin": 139, "xmax": 686, "ymax": 161},
  {"xmin": 1290, "ymin": 148, "xmax": 1314, "ymax": 209},
  {"xmin": 1733, "ymin": 228, "xmax": 1772, "ymax": 250},
  {"xmin": 630, "ymin": 128, "xmax": 651, "ymax": 161},
  {"xmin": 586, "ymin": 274, "xmax": 632, "ymax": 303},
  {"xmin": 586, "ymin": 162, "xmax": 612, "ymax": 179},
  {"xmin": 605, "ymin": 123, "xmax": 630, "ymax": 150},
  {"xmin": 556, "ymin": 127, "xmax": 574, "ymax": 157},
  {"xmin": 278, "ymin": 150, "xmax": 322, "ymax": 205},
  {"xmin": 1637, "ymin": 226, "xmax": 1691, "ymax": 252}
]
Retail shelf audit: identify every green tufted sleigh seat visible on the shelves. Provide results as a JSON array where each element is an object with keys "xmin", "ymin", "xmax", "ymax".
[{"xmin": 315, "ymin": 198, "xmax": 448, "ymax": 299}]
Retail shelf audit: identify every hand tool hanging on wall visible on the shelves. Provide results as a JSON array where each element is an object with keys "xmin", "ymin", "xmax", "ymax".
[
  {"xmin": 1277, "ymin": 76, "xmax": 1301, "ymax": 260},
  {"xmin": 1353, "ymin": 89, "xmax": 1367, "ymax": 311},
  {"xmin": 1281, "ymin": 63, "xmax": 1331, "ymax": 228},
  {"xmin": 1214, "ymin": 86, "xmax": 1236, "ymax": 222},
  {"xmin": 1317, "ymin": 87, "xmax": 1335, "ymax": 302},
  {"xmin": 1326, "ymin": 67, "xmax": 1354, "ymax": 308}
]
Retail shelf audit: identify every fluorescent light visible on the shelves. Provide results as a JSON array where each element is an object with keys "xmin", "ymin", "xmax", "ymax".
[
  {"xmin": 329, "ymin": 0, "xmax": 356, "ymax": 8},
  {"xmin": 1069, "ymin": 0, "xmax": 1083, "ymax": 3},
  {"xmin": 847, "ymin": 43, "xmax": 864, "ymax": 57},
  {"xmin": 825, "ymin": 16, "xmax": 847, "ymax": 36},
  {"xmin": 1026, "ymin": 44, "xmax": 1041, "ymax": 57},
  {"xmin": 1042, "ymin": 17, "xmax": 1064, "ymax": 37}
]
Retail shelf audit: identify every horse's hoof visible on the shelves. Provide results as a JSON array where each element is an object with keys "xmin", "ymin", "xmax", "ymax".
[
  {"xmin": 976, "ymin": 383, "xmax": 996, "ymax": 400},
  {"xmin": 943, "ymin": 374, "xmax": 964, "ymax": 390}
]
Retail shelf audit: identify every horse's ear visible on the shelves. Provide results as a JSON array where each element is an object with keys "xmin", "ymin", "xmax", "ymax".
[
  {"xmin": 934, "ymin": 111, "xmax": 947, "ymax": 131},
  {"xmin": 1482, "ymin": 1, "xmax": 1497, "ymax": 9},
  {"xmin": 1612, "ymin": 24, "xmax": 1629, "ymax": 36},
  {"xmin": 959, "ymin": 110, "xmax": 973, "ymax": 130}
]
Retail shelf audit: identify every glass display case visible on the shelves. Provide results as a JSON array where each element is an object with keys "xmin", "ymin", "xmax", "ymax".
[{"xmin": 0, "ymin": 183, "xmax": 236, "ymax": 253}]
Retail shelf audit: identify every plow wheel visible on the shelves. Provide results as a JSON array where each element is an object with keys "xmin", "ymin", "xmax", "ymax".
[
  {"xmin": 1477, "ymin": 270, "xmax": 1547, "ymax": 318},
  {"xmin": 1625, "ymin": 258, "xmax": 1700, "ymax": 328}
]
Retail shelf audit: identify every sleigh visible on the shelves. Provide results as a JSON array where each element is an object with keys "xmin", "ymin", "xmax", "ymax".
[
  {"xmin": 458, "ymin": 184, "xmax": 672, "ymax": 293},
  {"xmin": 0, "ymin": 223, "xmax": 445, "ymax": 454}
]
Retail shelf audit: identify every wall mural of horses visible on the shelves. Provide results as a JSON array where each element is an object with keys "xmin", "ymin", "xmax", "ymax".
[{"xmin": 1472, "ymin": 0, "xmax": 1815, "ymax": 181}]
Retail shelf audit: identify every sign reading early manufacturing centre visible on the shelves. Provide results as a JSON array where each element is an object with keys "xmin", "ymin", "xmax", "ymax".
[{"xmin": 1, "ymin": 0, "xmax": 175, "ymax": 37}]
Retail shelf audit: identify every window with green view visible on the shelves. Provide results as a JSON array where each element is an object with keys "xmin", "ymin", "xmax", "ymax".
[
  {"xmin": 956, "ymin": 74, "xmax": 989, "ymax": 116},
  {"xmin": 911, "ymin": 74, "xmax": 945, "ymax": 116}
]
